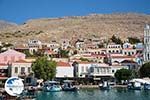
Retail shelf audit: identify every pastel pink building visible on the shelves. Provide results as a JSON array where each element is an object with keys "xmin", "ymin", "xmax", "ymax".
[{"xmin": 0, "ymin": 49, "xmax": 26, "ymax": 64}]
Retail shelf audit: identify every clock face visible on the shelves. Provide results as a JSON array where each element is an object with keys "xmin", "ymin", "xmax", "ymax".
[{"xmin": 5, "ymin": 77, "xmax": 24, "ymax": 96}]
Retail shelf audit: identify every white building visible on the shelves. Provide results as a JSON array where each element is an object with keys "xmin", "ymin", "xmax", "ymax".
[
  {"xmin": 122, "ymin": 48, "xmax": 137, "ymax": 56},
  {"xmin": 60, "ymin": 39, "xmax": 70, "ymax": 50},
  {"xmin": 75, "ymin": 40, "xmax": 85, "ymax": 49},
  {"xmin": 144, "ymin": 24, "xmax": 150, "ymax": 62},
  {"xmin": 28, "ymin": 39, "xmax": 42, "ymax": 53},
  {"xmin": 89, "ymin": 63, "xmax": 112, "ymax": 77},
  {"xmin": 76, "ymin": 62, "xmax": 92, "ymax": 78},
  {"xmin": 111, "ymin": 63, "xmax": 128, "ymax": 77},
  {"xmin": 88, "ymin": 63, "xmax": 128, "ymax": 78},
  {"xmin": 10, "ymin": 60, "xmax": 32, "ymax": 77},
  {"xmin": 107, "ymin": 43, "xmax": 122, "ymax": 54},
  {"xmin": 56, "ymin": 61, "xmax": 73, "ymax": 78}
]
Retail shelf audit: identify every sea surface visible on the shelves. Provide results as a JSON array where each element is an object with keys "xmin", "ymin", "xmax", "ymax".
[{"xmin": 36, "ymin": 88, "xmax": 150, "ymax": 100}]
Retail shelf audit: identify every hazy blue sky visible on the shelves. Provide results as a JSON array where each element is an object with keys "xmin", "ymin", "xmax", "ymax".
[{"xmin": 0, "ymin": 0, "xmax": 150, "ymax": 24}]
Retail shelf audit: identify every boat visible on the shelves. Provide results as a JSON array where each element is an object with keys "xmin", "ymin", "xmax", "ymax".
[
  {"xmin": 144, "ymin": 83, "xmax": 150, "ymax": 90},
  {"xmin": 99, "ymin": 81, "xmax": 110, "ymax": 90},
  {"xmin": 62, "ymin": 80, "xmax": 79, "ymax": 91},
  {"xmin": 43, "ymin": 81, "xmax": 62, "ymax": 92},
  {"xmin": 127, "ymin": 82, "xmax": 142, "ymax": 90}
]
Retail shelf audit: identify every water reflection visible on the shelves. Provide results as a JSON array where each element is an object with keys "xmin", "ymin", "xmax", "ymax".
[{"xmin": 36, "ymin": 88, "xmax": 150, "ymax": 100}]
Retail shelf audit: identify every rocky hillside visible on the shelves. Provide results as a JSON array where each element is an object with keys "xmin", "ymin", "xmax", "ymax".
[{"xmin": 0, "ymin": 13, "xmax": 150, "ymax": 43}]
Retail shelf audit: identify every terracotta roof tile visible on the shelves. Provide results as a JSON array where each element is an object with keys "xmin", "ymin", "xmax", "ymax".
[{"xmin": 57, "ymin": 61, "xmax": 70, "ymax": 67}]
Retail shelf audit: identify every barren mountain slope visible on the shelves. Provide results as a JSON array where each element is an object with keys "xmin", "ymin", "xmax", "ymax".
[{"xmin": 0, "ymin": 13, "xmax": 150, "ymax": 43}]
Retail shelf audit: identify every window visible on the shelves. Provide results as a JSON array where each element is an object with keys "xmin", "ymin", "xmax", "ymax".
[
  {"xmin": 90, "ymin": 67, "xmax": 94, "ymax": 73},
  {"xmin": 97, "ymin": 68, "xmax": 99, "ymax": 73},
  {"xmin": 15, "ymin": 67, "xmax": 18, "ymax": 73},
  {"xmin": 28, "ymin": 67, "xmax": 31, "ymax": 73},
  {"xmin": 128, "ymin": 52, "xmax": 131, "ymax": 56},
  {"xmin": 81, "ymin": 66, "xmax": 84, "ymax": 72},
  {"xmin": 21, "ymin": 67, "xmax": 25, "ymax": 74},
  {"xmin": 112, "ymin": 70, "xmax": 115, "ymax": 73},
  {"xmin": 86, "ymin": 67, "xmax": 88, "ymax": 72},
  {"xmin": 124, "ymin": 52, "xmax": 127, "ymax": 55}
]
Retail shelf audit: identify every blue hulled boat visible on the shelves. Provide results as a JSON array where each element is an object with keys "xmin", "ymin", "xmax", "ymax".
[{"xmin": 43, "ymin": 81, "xmax": 62, "ymax": 92}]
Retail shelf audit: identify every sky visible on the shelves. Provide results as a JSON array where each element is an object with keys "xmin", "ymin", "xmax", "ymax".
[{"xmin": 0, "ymin": 0, "xmax": 150, "ymax": 24}]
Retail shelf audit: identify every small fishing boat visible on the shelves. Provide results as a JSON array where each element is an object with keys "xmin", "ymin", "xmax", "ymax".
[
  {"xmin": 43, "ymin": 81, "xmax": 62, "ymax": 92},
  {"xmin": 99, "ymin": 81, "xmax": 110, "ymax": 90},
  {"xmin": 127, "ymin": 82, "xmax": 142, "ymax": 90},
  {"xmin": 143, "ymin": 83, "xmax": 150, "ymax": 90},
  {"xmin": 62, "ymin": 80, "xmax": 79, "ymax": 91}
]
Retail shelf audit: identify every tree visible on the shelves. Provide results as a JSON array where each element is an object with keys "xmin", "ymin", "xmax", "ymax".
[
  {"xmin": 139, "ymin": 62, "xmax": 150, "ymax": 78},
  {"xmin": 128, "ymin": 37, "xmax": 141, "ymax": 44},
  {"xmin": 115, "ymin": 68, "xmax": 132, "ymax": 83},
  {"xmin": 111, "ymin": 35, "xmax": 123, "ymax": 44},
  {"xmin": 32, "ymin": 57, "xmax": 57, "ymax": 81}
]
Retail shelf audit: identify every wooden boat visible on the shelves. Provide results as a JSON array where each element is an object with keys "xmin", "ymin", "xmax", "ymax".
[
  {"xmin": 43, "ymin": 81, "xmax": 62, "ymax": 92},
  {"xmin": 62, "ymin": 80, "xmax": 79, "ymax": 91}
]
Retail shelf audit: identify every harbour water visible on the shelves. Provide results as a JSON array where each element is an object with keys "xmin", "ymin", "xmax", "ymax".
[{"xmin": 36, "ymin": 88, "xmax": 150, "ymax": 100}]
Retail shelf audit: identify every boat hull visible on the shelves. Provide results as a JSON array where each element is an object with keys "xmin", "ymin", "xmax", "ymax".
[{"xmin": 144, "ymin": 84, "xmax": 150, "ymax": 90}]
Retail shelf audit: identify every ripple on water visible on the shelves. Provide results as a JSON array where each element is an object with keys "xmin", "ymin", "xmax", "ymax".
[{"xmin": 36, "ymin": 88, "xmax": 150, "ymax": 100}]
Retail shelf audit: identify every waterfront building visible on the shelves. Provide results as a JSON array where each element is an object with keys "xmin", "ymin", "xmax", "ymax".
[
  {"xmin": 144, "ymin": 24, "xmax": 150, "ymax": 62},
  {"xmin": 88, "ymin": 63, "xmax": 112, "ymax": 78},
  {"xmin": 9, "ymin": 60, "xmax": 32, "ymax": 77},
  {"xmin": 88, "ymin": 62, "xmax": 128, "ymax": 80},
  {"xmin": 73, "ymin": 61, "xmax": 92, "ymax": 78},
  {"xmin": 111, "ymin": 63, "xmax": 128, "ymax": 76},
  {"xmin": 0, "ymin": 64, "xmax": 8, "ymax": 82},
  {"xmin": 56, "ymin": 61, "xmax": 73, "ymax": 78}
]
